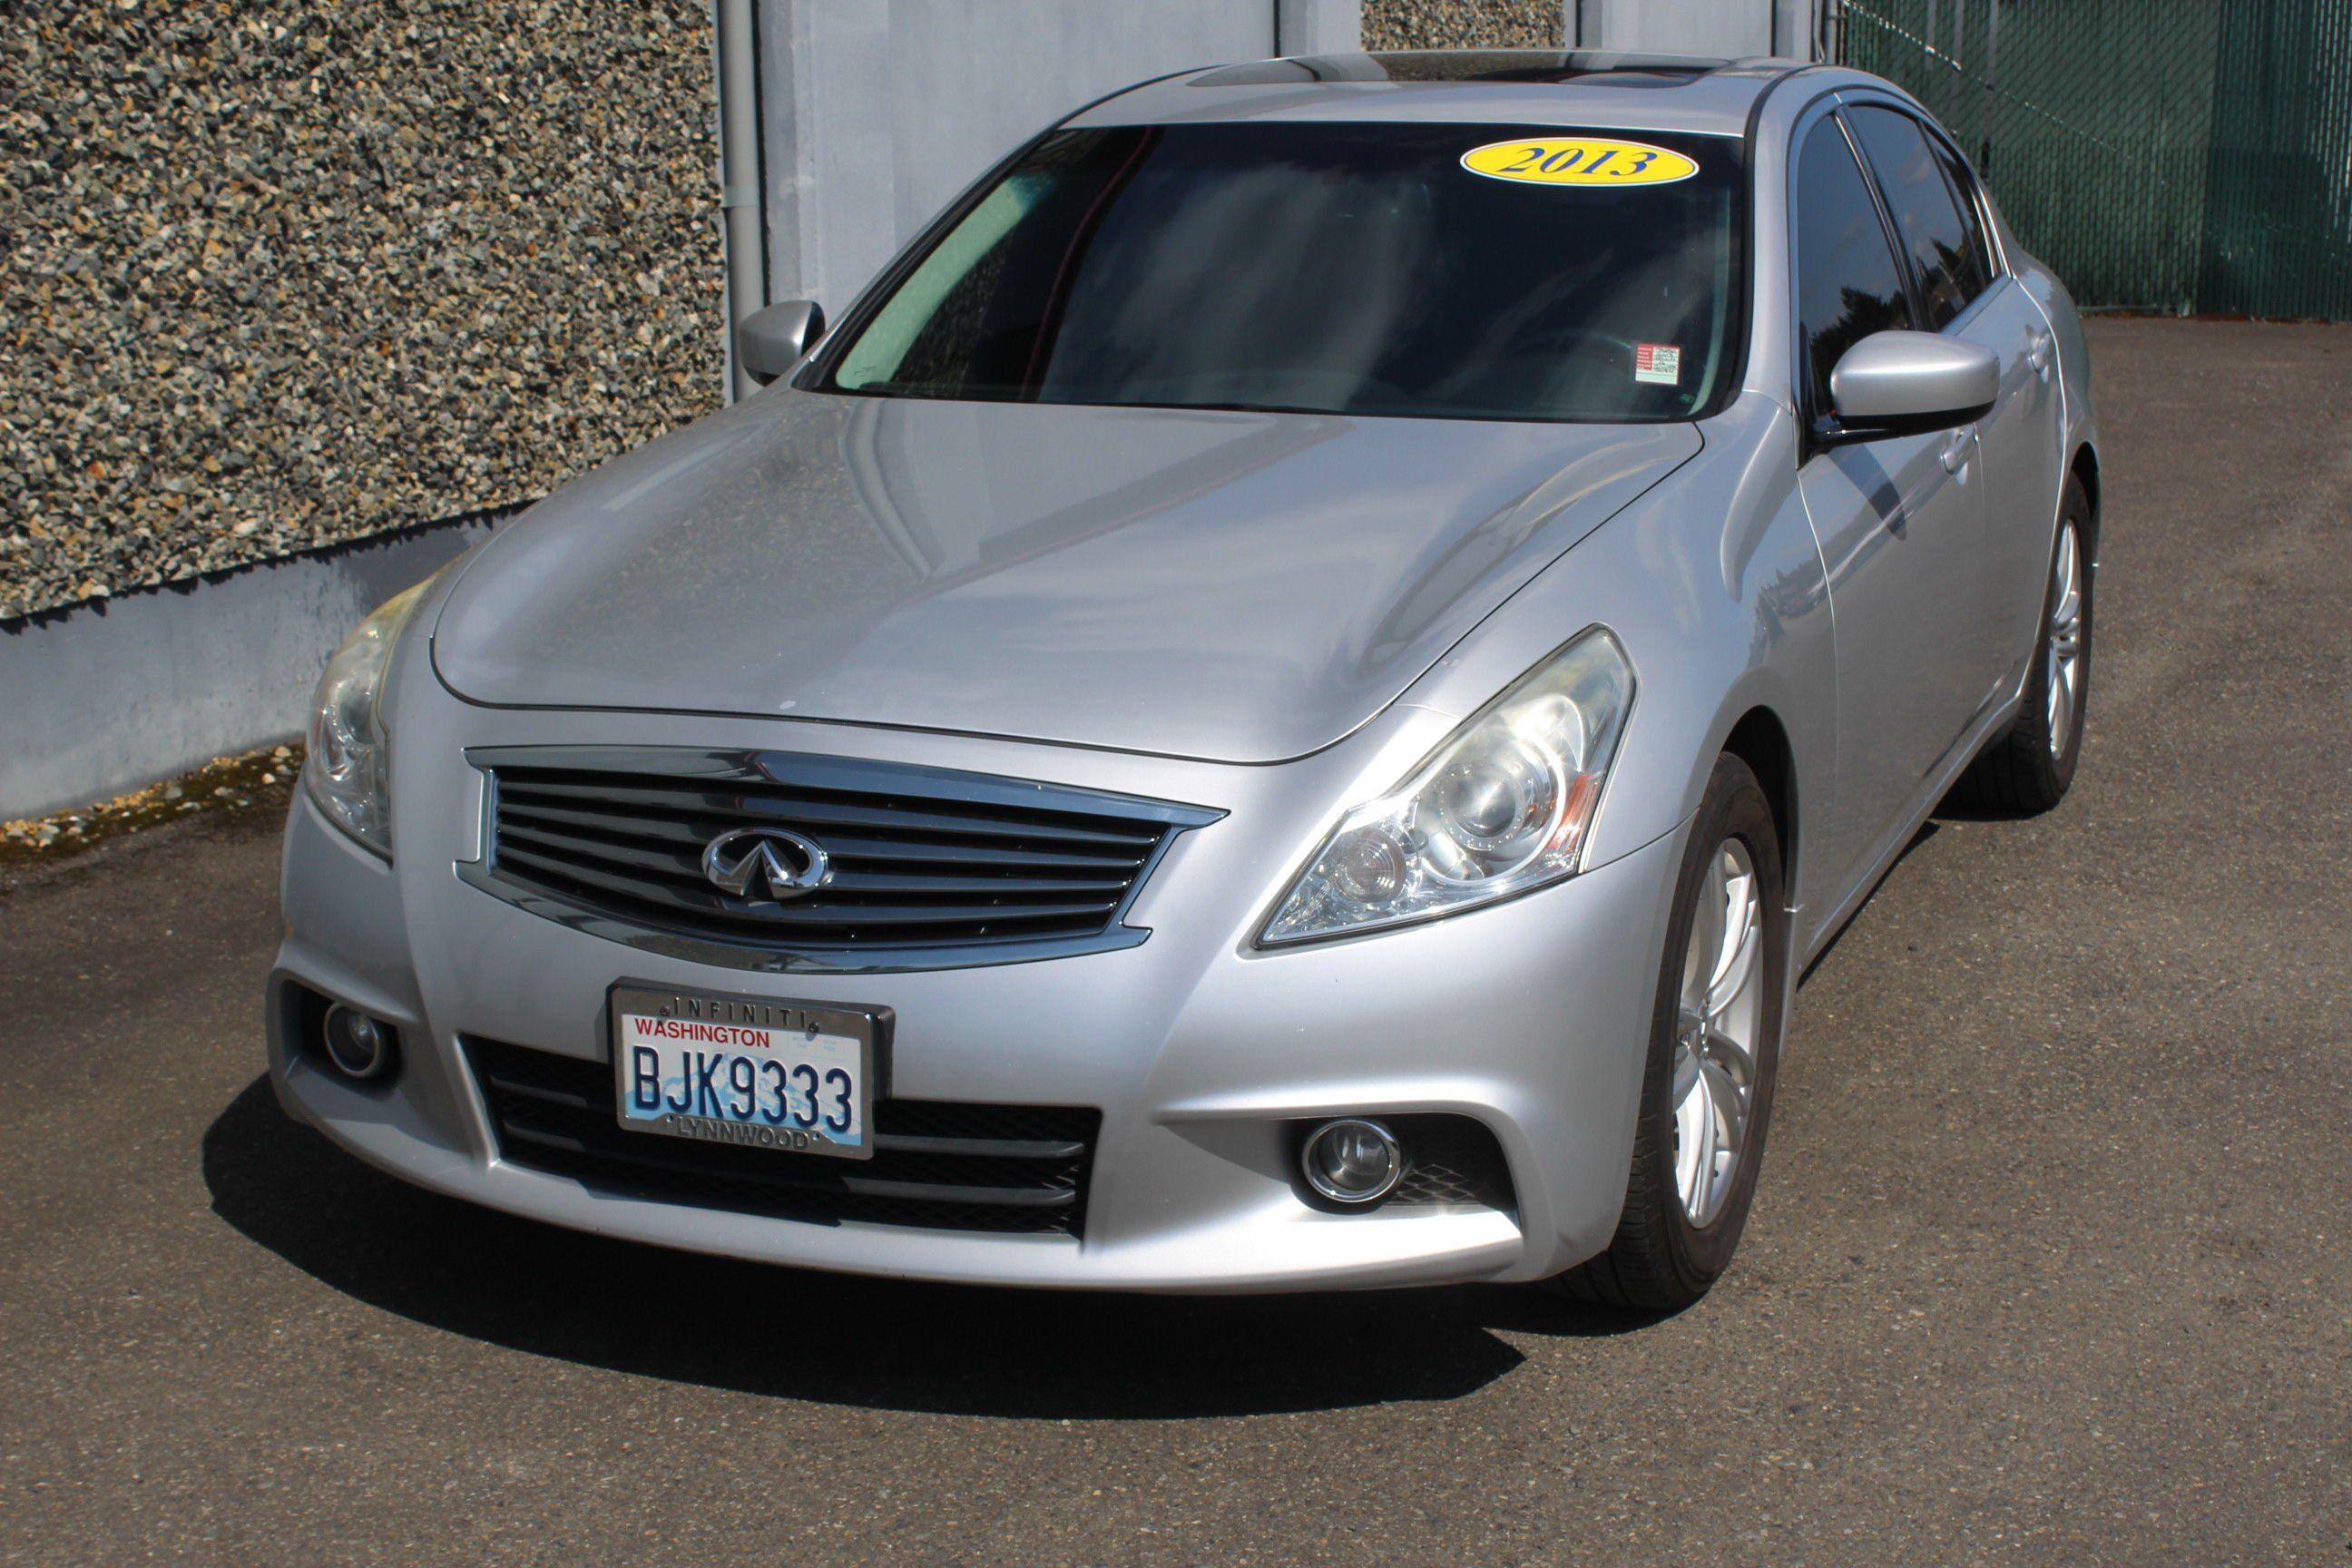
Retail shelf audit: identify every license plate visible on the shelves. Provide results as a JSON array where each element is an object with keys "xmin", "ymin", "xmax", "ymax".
[{"xmin": 609, "ymin": 985, "xmax": 886, "ymax": 1161}]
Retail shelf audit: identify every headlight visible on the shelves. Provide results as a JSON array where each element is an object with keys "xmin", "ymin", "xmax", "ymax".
[
  {"xmin": 1260, "ymin": 628, "xmax": 1635, "ymax": 946},
  {"xmin": 303, "ymin": 573, "xmax": 437, "ymax": 856}
]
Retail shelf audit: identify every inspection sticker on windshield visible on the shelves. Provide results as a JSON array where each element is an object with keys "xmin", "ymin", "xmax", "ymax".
[
  {"xmin": 1634, "ymin": 343, "xmax": 1682, "ymax": 385},
  {"xmin": 1459, "ymin": 137, "xmax": 1699, "ymax": 187}
]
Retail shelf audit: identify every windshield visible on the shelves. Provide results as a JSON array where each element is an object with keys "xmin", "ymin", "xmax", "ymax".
[{"xmin": 810, "ymin": 122, "xmax": 1744, "ymax": 424}]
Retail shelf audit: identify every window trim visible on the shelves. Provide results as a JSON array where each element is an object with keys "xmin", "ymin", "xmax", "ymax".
[
  {"xmin": 1786, "ymin": 98, "xmax": 1919, "ymax": 456},
  {"xmin": 1923, "ymin": 124, "xmax": 2007, "ymax": 288},
  {"xmin": 794, "ymin": 129, "xmax": 1058, "ymax": 396},
  {"xmin": 1834, "ymin": 94, "xmax": 2008, "ymax": 325}
]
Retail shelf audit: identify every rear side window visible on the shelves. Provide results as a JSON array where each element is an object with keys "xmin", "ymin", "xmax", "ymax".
[
  {"xmin": 1794, "ymin": 117, "xmax": 1916, "ymax": 416},
  {"xmin": 1928, "ymin": 135, "xmax": 1997, "ymax": 280},
  {"xmin": 1846, "ymin": 106, "xmax": 1992, "ymax": 330}
]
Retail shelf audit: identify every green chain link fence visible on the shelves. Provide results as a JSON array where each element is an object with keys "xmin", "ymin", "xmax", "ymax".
[{"xmin": 1836, "ymin": 0, "xmax": 2352, "ymax": 318}]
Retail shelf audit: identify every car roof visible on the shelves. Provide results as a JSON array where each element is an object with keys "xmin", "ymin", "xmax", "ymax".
[{"xmin": 1069, "ymin": 50, "xmax": 1820, "ymax": 141}]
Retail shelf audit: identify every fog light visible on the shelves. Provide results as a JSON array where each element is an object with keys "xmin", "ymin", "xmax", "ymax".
[
  {"xmin": 1301, "ymin": 1118, "xmax": 1406, "ymax": 1205},
  {"xmin": 320, "ymin": 1004, "xmax": 397, "ymax": 1081}
]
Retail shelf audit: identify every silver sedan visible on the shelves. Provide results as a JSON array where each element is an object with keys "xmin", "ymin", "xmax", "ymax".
[{"xmin": 271, "ymin": 51, "xmax": 2096, "ymax": 1308}]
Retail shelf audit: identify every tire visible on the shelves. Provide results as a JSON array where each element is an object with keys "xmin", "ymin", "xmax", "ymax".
[
  {"xmin": 1556, "ymin": 753, "xmax": 1788, "ymax": 1312},
  {"xmin": 1950, "ymin": 475, "xmax": 2095, "ymax": 816}
]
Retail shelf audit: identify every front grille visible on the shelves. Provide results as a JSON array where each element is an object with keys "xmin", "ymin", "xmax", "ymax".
[
  {"xmin": 466, "ymin": 746, "xmax": 1220, "ymax": 969},
  {"xmin": 469, "ymin": 1038, "xmax": 1101, "ymax": 1236}
]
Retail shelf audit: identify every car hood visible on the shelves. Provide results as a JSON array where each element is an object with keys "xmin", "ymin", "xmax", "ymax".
[{"xmin": 431, "ymin": 389, "xmax": 1699, "ymax": 763}]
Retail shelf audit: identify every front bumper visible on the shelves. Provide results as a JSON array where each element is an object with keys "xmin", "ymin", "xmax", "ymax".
[{"xmin": 267, "ymin": 686, "xmax": 1686, "ymax": 1293}]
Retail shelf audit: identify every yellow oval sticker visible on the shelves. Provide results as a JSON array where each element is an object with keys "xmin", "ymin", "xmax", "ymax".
[{"xmin": 1460, "ymin": 137, "xmax": 1699, "ymax": 188}]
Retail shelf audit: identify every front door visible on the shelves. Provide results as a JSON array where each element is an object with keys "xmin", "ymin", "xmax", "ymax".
[
  {"xmin": 1845, "ymin": 103, "xmax": 2066, "ymax": 708},
  {"xmin": 1790, "ymin": 112, "xmax": 1990, "ymax": 911}
]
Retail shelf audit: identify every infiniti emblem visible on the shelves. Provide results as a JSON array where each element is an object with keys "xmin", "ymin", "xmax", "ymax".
[{"xmin": 701, "ymin": 827, "xmax": 831, "ymax": 901}]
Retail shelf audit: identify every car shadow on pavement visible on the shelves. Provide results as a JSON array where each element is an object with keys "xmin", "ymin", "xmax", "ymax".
[
  {"xmin": 202, "ymin": 1077, "xmax": 1659, "ymax": 1417},
  {"xmin": 1797, "ymin": 820, "xmax": 1942, "ymax": 984}
]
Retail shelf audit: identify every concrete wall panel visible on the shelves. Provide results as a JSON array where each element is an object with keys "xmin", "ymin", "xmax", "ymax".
[{"xmin": 0, "ymin": 515, "xmax": 506, "ymax": 821}]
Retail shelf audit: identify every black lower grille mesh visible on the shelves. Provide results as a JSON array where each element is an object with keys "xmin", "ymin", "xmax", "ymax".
[
  {"xmin": 469, "ymin": 1038, "xmax": 1100, "ymax": 1236},
  {"xmin": 1388, "ymin": 1116, "xmax": 1516, "ymax": 1209}
]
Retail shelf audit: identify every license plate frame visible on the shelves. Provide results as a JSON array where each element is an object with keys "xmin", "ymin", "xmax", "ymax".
[{"xmin": 607, "ymin": 982, "xmax": 891, "ymax": 1161}]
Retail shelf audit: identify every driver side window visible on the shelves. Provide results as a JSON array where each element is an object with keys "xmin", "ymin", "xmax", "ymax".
[{"xmin": 1794, "ymin": 116, "xmax": 1916, "ymax": 421}]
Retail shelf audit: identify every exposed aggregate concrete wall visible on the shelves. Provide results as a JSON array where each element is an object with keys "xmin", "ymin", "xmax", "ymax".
[
  {"xmin": 0, "ymin": 1, "xmax": 724, "ymax": 620},
  {"xmin": 2, "ymin": 2, "xmax": 1572, "ymax": 623},
  {"xmin": 1363, "ymin": 0, "xmax": 1564, "ymax": 52}
]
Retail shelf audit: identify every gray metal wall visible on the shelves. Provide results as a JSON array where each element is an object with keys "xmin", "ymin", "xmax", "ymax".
[
  {"xmin": 740, "ymin": 0, "xmax": 1818, "ymax": 329},
  {"xmin": 750, "ymin": 0, "xmax": 1362, "ymax": 320},
  {"xmin": 1574, "ymin": 0, "xmax": 1823, "ymax": 59}
]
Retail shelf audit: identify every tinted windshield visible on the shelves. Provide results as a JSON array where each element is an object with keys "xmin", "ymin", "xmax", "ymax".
[{"xmin": 810, "ymin": 123, "xmax": 1743, "ymax": 423}]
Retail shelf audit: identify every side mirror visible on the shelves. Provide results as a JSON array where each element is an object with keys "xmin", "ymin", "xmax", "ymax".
[
  {"xmin": 737, "ymin": 299, "xmax": 826, "ymax": 386},
  {"xmin": 1824, "ymin": 329, "xmax": 1998, "ymax": 442}
]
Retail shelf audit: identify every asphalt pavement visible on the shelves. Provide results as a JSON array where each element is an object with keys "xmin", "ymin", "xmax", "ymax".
[{"xmin": 2, "ymin": 318, "xmax": 2347, "ymax": 1566}]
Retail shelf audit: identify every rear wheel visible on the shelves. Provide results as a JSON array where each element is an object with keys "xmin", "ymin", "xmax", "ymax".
[
  {"xmin": 1557, "ymin": 753, "xmax": 1788, "ymax": 1311},
  {"xmin": 1952, "ymin": 475, "xmax": 2094, "ymax": 815}
]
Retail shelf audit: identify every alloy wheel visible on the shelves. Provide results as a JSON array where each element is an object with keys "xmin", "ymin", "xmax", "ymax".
[
  {"xmin": 2046, "ymin": 521, "xmax": 2086, "ymax": 759},
  {"xmin": 1671, "ymin": 837, "xmax": 1764, "ymax": 1226}
]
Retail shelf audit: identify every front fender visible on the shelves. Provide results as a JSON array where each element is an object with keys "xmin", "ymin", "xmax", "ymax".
[{"xmin": 1394, "ymin": 393, "xmax": 1838, "ymax": 922}]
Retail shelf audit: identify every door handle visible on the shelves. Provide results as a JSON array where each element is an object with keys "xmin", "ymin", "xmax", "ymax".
[
  {"xmin": 1940, "ymin": 426, "xmax": 1977, "ymax": 475},
  {"xmin": 2027, "ymin": 329, "xmax": 2054, "ymax": 378}
]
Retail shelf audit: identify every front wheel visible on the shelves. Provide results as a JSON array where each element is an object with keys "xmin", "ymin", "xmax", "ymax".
[{"xmin": 1555, "ymin": 753, "xmax": 1788, "ymax": 1311}]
